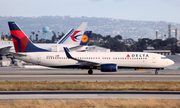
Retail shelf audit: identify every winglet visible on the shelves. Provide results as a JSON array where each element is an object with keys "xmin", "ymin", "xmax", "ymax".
[{"xmin": 63, "ymin": 47, "xmax": 72, "ymax": 59}]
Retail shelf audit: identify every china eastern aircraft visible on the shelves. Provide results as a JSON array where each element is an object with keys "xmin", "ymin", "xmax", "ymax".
[
  {"xmin": 1, "ymin": 22, "xmax": 91, "ymax": 57},
  {"xmin": 8, "ymin": 21, "xmax": 174, "ymax": 75}
]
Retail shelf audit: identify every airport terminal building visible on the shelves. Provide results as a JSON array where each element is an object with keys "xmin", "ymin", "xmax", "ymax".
[{"xmin": 143, "ymin": 50, "xmax": 171, "ymax": 55}]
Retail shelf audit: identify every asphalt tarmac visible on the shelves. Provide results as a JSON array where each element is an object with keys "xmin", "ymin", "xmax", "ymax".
[
  {"xmin": 0, "ymin": 67, "xmax": 180, "ymax": 81},
  {"xmin": 0, "ymin": 67, "xmax": 180, "ymax": 100},
  {"xmin": 0, "ymin": 91, "xmax": 180, "ymax": 99},
  {"xmin": 1, "ymin": 74, "xmax": 180, "ymax": 81}
]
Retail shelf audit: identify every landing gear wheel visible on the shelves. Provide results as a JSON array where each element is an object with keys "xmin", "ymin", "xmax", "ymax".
[
  {"xmin": 155, "ymin": 69, "xmax": 158, "ymax": 75},
  {"xmin": 88, "ymin": 69, "xmax": 93, "ymax": 74}
]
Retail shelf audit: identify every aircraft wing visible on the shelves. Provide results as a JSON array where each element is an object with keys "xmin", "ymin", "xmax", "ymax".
[
  {"xmin": 0, "ymin": 46, "xmax": 12, "ymax": 55},
  {"xmin": 63, "ymin": 47, "xmax": 100, "ymax": 66},
  {"xmin": 68, "ymin": 45, "xmax": 83, "ymax": 51},
  {"xmin": 68, "ymin": 45, "xmax": 88, "ymax": 52}
]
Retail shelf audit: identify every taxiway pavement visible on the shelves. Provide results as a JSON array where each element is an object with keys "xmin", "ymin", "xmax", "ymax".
[
  {"xmin": 0, "ymin": 91, "xmax": 180, "ymax": 99},
  {"xmin": 0, "ymin": 67, "xmax": 180, "ymax": 81},
  {"xmin": 0, "ymin": 74, "xmax": 180, "ymax": 81}
]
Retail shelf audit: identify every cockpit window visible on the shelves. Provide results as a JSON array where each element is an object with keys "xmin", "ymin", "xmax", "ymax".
[{"xmin": 161, "ymin": 57, "xmax": 167, "ymax": 59}]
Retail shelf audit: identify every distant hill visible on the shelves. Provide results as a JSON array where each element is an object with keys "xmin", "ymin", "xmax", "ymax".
[{"xmin": 0, "ymin": 16, "xmax": 180, "ymax": 40}]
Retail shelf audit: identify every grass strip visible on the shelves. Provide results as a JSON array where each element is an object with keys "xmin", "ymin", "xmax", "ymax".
[
  {"xmin": 0, "ymin": 98, "xmax": 180, "ymax": 108},
  {"xmin": 0, "ymin": 81, "xmax": 180, "ymax": 91}
]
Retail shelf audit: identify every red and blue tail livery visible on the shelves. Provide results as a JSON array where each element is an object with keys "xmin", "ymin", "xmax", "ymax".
[{"xmin": 8, "ymin": 22, "xmax": 48, "ymax": 52}]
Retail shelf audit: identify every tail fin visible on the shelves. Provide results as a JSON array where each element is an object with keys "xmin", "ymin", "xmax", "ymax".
[
  {"xmin": 8, "ymin": 21, "xmax": 48, "ymax": 52},
  {"xmin": 57, "ymin": 29, "xmax": 74, "ymax": 44},
  {"xmin": 80, "ymin": 31, "xmax": 92, "ymax": 45},
  {"xmin": 58, "ymin": 22, "xmax": 87, "ymax": 45}
]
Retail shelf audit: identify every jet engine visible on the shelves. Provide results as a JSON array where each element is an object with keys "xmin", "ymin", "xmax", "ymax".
[{"xmin": 100, "ymin": 64, "xmax": 117, "ymax": 72}]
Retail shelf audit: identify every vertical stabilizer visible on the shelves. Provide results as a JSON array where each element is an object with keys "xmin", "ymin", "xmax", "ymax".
[
  {"xmin": 8, "ymin": 22, "xmax": 48, "ymax": 52},
  {"xmin": 59, "ymin": 22, "xmax": 88, "ymax": 45},
  {"xmin": 80, "ymin": 31, "xmax": 92, "ymax": 45}
]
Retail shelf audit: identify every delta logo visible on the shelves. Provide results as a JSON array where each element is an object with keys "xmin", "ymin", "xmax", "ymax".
[
  {"xmin": 71, "ymin": 30, "xmax": 82, "ymax": 42},
  {"xmin": 126, "ymin": 54, "xmax": 149, "ymax": 58}
]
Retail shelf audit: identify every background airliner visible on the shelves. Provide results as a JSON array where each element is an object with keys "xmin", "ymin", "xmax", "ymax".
[{"xmin": 8, "ymin": 21, "xmax": 174, "ymax": 75}]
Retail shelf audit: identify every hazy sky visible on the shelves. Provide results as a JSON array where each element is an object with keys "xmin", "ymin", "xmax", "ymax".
[{"xmin": 1, "ymin": 0, "xmax": 180, "ymax": 23}]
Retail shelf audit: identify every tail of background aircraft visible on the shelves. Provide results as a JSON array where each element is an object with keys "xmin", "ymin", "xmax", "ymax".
[
  {"xmin": 57, "ymin": 29, "xmax": 74, "ymax": 44},
  {"xmin": 80, "ymin": 31, "xmax": 92, "ymax": 45},
  {"xmin": 57, "ymin": 22, "xmax": 88, "ymax": 45},
  {"xmin": 8, "ymin": 22, "xmax": 48, "ymax": 53}
]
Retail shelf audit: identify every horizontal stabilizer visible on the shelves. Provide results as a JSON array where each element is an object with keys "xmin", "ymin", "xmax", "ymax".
[
  {"xmin": 0, "ymin": 46, "xmax": 12, "ymax": 54},
  {"xmin": 8, "ymin": 52, "xmax": 26, "ymax": 57}
]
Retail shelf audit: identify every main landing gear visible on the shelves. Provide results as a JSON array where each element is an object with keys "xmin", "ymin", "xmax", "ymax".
[
  {"xmin": 155, "ymin": 69, "xmax": 158, "ymax": 75},
  {"xmin": 88, "ymin": 69, "xmax": 93, "ymax": 74}
]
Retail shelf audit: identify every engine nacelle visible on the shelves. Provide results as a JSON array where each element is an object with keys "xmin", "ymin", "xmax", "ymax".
[{"xmin": 100, "ymin": 64, "xmax": 117, "ymax": 72}]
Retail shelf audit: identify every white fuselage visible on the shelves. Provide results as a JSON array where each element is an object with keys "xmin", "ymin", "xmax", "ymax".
[{"xmin": 14, "ymin": 52, "xmax": 174, "ymax": 69}]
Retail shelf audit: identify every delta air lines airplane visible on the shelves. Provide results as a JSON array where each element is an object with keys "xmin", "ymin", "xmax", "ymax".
[{"xmin": 8, "ymin": 21, "xmax": 174, "ymax": 75}]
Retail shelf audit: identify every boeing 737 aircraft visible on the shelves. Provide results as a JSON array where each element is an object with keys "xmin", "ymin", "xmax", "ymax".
[{"xmin": 8, "ymin": 21, "xmax": 174, "ymax": 75}]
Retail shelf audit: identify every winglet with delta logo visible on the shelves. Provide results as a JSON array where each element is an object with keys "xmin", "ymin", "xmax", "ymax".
[{"xmin": 8, "ymin": 21, "xmax": 49, "ymax": 53}]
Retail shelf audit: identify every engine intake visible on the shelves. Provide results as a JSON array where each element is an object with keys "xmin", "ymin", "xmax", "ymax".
[{"xmin": 100, "ymin": 64, "xmax": 117, "ymax": 72}]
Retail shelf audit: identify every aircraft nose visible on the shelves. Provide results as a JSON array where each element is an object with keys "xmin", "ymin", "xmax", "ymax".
[{"xmin": 168, "ymin": 59, "xmax": 174, "ymax": 66}]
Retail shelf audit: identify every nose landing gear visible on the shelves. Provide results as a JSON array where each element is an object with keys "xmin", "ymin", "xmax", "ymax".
[{"xmin": 155, "ymin": 69, "xmax": 158, "ymax": 75}]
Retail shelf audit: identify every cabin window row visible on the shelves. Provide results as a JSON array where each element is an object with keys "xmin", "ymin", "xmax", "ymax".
[
  {"xmin": 46, "ymin": 56, "xmax": 148, "ymax": 60},
  {"xmin": 46, "ymin": 57, "xmax": 101, "ymax": 59},
  {"xmin": 75, "ymin": 57, "xmax": 101, "ymax": 59},
  {"xmin": 113, "ymin": 57, "xmax": 148, "ymax": 60}
]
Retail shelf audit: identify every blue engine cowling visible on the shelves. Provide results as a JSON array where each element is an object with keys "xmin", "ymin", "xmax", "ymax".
[{"xmin": 100, "ymin": 64, "xmax": 117, "ymax": 72}]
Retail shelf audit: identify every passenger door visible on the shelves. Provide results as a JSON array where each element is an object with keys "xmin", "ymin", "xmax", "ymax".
[
  {"xmin": 152, "ymin": 56, "xmax": 156, "ymax": 63},
  {"xmin": 37, "ymin": 55, "xmax": 41, "ymax": 64}
]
